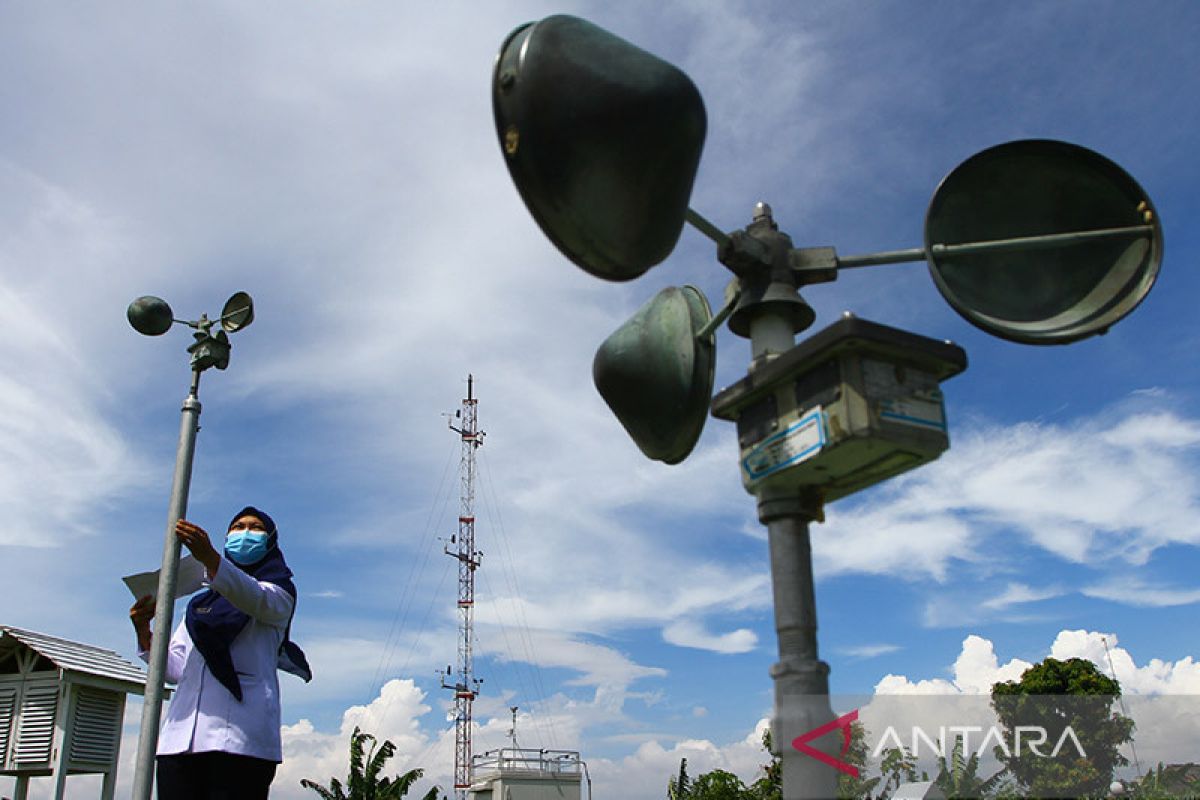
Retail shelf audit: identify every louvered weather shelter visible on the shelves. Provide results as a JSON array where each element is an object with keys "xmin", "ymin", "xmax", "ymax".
[{"xmin": 0, "ymin": 626, "xmax": 156, "ymax": 800}]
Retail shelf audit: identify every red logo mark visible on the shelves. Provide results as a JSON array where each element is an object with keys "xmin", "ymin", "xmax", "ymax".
[{"xmin": 791, "ymin": 708, "xmax": 860, "ymax": 778}]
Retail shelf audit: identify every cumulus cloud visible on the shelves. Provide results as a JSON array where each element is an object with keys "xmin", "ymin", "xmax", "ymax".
[
  {"xmin": 1045, "ymin": 630, "xmax": 1200, "ymax": 696},
  {"xmin": 276, "ymin": 677, "xmax": 774, "ymax": 800},
  {"xmin": 273, "ymin": 679, "xmax": 441, "ymax": 799},
  {"xmin": 876, "ymin": 629, "xmax": 1200, "ymax": 698},
  {"xmin": 587, "ymin": 718, "xmax": 775, "ymax": 799},
  {"xmin": 863, "ymin": 631, "xmax": 1200, "ymax": 782},
  {"xmin": 876, "ymin": 635, "xmax": 1032, "ymax": 695}
]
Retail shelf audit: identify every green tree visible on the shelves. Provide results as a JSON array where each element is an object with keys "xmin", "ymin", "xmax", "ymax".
[
  {"xmin": 668, "ymin": 757, "xmax": 692, "ymax": 800},
  {"xmin": 932, "ymin": 735, "xmax": 1010, "ymax": 799},
  {"xmin": 876, "ymin": 745, "xmax": 926, "ymax": 798},
  {"xmin": 691, "ymin": 768, "xmax": 750, "ymax": 799},
  {"xmin": 301, "ymin": 726, "xmax": 440, "ymax": 800},
  {"xmin": 837, "ymin": 720, "xmax": 881, "ymax": 800},
  {"xmin": 1128, "ymin": 762, "xmax": 1200, "ymax": 799},
  {"xmin": 747, "ymin": 729, "xmax": 782, "ymax": 800},
  {"xmin": 991, "ymin": 656, "xmax": 1134, "ymax": 798}
]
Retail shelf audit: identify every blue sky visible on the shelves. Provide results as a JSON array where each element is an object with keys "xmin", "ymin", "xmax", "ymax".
[{"xmin": 2, "ymin": 2, "xmax": 1199, "ymax": 797}]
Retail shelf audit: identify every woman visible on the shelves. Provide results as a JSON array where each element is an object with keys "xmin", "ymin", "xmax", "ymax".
[{"xmin": 130, "ymin": 506, "xmax": 311, "ymax": 799}]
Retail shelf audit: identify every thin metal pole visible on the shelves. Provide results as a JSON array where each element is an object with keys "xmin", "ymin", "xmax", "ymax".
[
  {"xmin": 741, "ymin": 257, "xmax": 837, "ymax": 798},
  {"xmin": 695, "ymin": 292, "xmax": 739, "ymax": 342},
  {"xmin": 1103, "ymin": 636, "xmax": 1142, "ymax": 778},
  {"xmin": 131, "ymin": 369, "xmax": 203, "ymax": 800},
  {"xmin": 932, "ymin": 223, "xmax": 1154, "ymax": 258},
  {"xmin": 763, "ymin": 506, "xmax": 836, "ymax": 800},
  {"xmin": 685, "ymin": 207, "xmax": 732, "ymax": 249},
  {"xmin": 835, "ymin": 223, "xmax": 1154, "ymax": 269},
  {"xmin": 834, "ymin": 247, "xmax": 926, "ymax": 269}
]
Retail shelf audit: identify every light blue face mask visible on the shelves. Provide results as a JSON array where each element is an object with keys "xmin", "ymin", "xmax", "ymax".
[{"xmin": 225, "ymin": 530, "xmax": 270, "ymax": 565}]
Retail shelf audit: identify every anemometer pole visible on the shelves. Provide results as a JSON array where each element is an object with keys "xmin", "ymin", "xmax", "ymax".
[
  {"xmin": 131, "ymin": 370, "xmax": 202, "ymax": 800},
  {"xmin": 719, "ymin": 203, "xmax": 839, "ymax": 800},
  {"xmin": 443, "ymin": 375, "xmax": 484, "ymax": 799}
]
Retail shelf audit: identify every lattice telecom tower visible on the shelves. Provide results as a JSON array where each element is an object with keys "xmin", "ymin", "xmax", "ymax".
[{"xmin": 441, "ymin": 375, "xmax": 484, "ymax": 798}]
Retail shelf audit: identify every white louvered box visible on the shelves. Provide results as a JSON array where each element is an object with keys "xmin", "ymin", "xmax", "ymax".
[{"xmin": 0, "ymin": 626, "xmax": 153, "ymax": 800}]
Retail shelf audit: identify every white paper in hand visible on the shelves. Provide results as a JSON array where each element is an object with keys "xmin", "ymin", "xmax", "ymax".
[{"xmin": 122, "ymin": 556, "xmax": 207, "ymax": 601}]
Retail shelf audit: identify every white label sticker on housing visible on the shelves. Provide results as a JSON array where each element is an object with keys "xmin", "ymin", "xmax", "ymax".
[
  {"xmin": 878, "ymin": 393, "xmax": 947, "ymax": 431},
  {"xmin": 742, "ymin": 408, "xmax": 826, "ymax": 483},
  {"xmin": 861, "ymin": 359, "xmax": 947, "ymax": 432}
]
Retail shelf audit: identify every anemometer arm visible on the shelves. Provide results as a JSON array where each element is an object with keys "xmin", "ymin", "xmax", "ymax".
[
  {"xmin": 834, "ymin": 222, "xmax": 1157, "ymax": 269},
  {"xmin": 687, "ymin": 205, "xmax": 1157, "ymax": 286},
  {"xmin": 684, "ymin": 208, "xmax": 731, "ymax": 249}
]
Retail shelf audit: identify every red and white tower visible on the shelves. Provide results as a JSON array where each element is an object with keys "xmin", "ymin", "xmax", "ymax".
[{"xmin": 442, "ymin": 375, "xmax": 484, "ymax": 798}]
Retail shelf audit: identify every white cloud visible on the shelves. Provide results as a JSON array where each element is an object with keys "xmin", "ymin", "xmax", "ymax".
[
  {"xmin": 483, "ymin": 627, "xmax": 665, "ymax": 703},
  {"xmin": 277, "ymin": 676, "xmax": 774, "ymax": 800},
  {"xmin": 864, "ymin": 630, "xmax": 1200, "ymax": 782},
  {"xmin": 981, "ymin": 582, "xmax": 1064, "ymax": 610},
  {"xmin": 813, "ymin": 402, "xmax": 1200, "ymax": 583},
  {"xmin": 877, "ymin": 630, "xmax": 1200, "ymax": 698},
  {"xmin": 283, "ymin": 635, "xmax": 442, "ymax": 708},
  {"xmin": 816, "ymin": 507, "xmax": 976, "ymax": 581},
  {"xmin": 1046, "ymin": 630, "xmax": 1200, "ymax": 696},
  {"xmin": 274, "ymin": 679, "xmax": 444, "ymax": 799},
  {"xmin": 839, "ymin": 643, "xmax": 902, "ymax": 660},
  {"xmin": 588, "ymin": 718, "xmax": 775, "ymax": 799},
  {"xmin": 662, "ymin": 619, "xmax": 758, "ymax": 654},
  {"xmin": 876, "ymin": 635, "xmax": 1032, "ymax": 695},
  {"xmin": 922, "ymin": 582, "xmax": 1066, "ymax": 629},
  {"xmin": 0, "ymin": 166, "xmax": 155, "ymax": 548},
  {"xmin": 1083, "ymin": 577, "xmax": 1200, "ymax": 608}
]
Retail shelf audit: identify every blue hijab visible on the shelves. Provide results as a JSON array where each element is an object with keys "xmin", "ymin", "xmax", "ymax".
[{"xmin": 185, "ymin": 506, "xmax": 312, "ymax": 701}]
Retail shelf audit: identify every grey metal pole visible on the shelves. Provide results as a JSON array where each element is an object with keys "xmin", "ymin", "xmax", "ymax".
[
  {"xmin": 834, "ymin": 223, "xmax": 1156, "ymax": 270},
  {"xmin": 760, "ymin": 493, "xmax": 837, "ymax": 800},
  {"xmin": 131, "ymin": 369, "xmax": 203, "ymax": 800},
  {"xmin": 742, "ymin": 238, "xmax": 838, "ymax": 799}
]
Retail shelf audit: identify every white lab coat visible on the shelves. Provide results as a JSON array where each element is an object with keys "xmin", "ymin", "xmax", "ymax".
[{"xmin": 142, "ymin": 556, "xmax": 296, "ymax": 762}]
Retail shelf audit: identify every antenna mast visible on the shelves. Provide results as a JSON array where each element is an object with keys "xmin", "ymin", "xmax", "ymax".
[
  {"xmin": 442, "ymin": 375, "xmax": 484, "ymax": 798},
  {"xmin": 1101, "ymin": 636, "xmax": 1142, "ymax": 779},
  {"xmin": 508, "ymin": 706, "xmax": 520, "ymax": 749}
]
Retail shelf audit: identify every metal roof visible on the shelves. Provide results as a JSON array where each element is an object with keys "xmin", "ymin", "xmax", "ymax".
[{"xmin": 0, "ymin": 626, "xmax": 149, "ymax": 691}]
